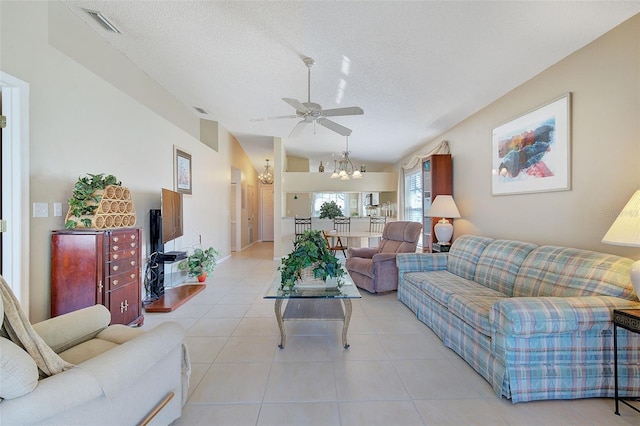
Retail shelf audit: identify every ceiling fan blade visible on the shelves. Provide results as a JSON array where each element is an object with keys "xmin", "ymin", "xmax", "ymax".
[
  {"xmin": 316, "ymin": 118, "xmax": 352, "ymax": 136},
  {"xmin": 321, "ymin": 106, "xmax": 364, "ymax": 117},
  {"xmin": 282, "ymin": 98, "xmax": 310, "ymax": 113},
  {"xmin": 288, "ymin": 120, "xmax": 308, "ymax": 138},
  {"xmin": 250, "ymin": 114, "xmax": 298, "ymax": 122}
]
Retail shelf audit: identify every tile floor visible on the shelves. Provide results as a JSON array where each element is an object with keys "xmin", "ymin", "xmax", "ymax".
[{"xmin": 143, "ymin": 242, "xmax": 639, "ymax": 425}]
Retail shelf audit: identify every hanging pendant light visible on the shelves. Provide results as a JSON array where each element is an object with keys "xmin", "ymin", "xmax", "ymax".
[
  {"xmin": 330, "ymin": 136, "xmax": 363, "ymax": 180},
  {"xmin": 258, "ymin": 159, "xmax": 274, "ymax": 184}
]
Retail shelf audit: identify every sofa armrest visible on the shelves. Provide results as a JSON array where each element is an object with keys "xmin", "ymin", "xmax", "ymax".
[
  {"xmin": 396, "ymin": 253, "xmax": 448, "ymax": 274},
  {"xmin": 490, "ymin": 296, "xmax": 640, "ymax": 336},
  {"xmin": 348, "ymin": 247, "xmax": 377, "ymax": 259},
  {"xmin": 78, "ymin": 322, "xmax": 184, "ymax": 399},
  {"xmin": 32, "ymin": 305, "xmax": 111, "ymax": 353}
]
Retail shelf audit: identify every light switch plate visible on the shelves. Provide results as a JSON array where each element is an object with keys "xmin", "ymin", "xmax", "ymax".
[
  {"xmin": 33, "ymin": 202, "xmax": 49, "ymax": 218},
  {"xmin": 53, "ymin": 202, "xmax": 63, "ymax": 217}
]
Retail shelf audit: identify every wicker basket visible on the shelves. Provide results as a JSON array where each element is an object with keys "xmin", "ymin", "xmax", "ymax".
[
  {"xmin": 65, "ymin": 185, "xmax": 137, "ymax": 229},
  {"xmin": 294, "ymin": 264, "xmax": 328, "ymax": 289}
]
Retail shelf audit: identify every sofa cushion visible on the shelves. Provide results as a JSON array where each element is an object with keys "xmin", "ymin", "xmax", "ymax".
[
  {"xmin": 513, "ymin": 246, "xmax": 635, "ymax": 299},
  {"xmin": 59, "ymin": 339, "xmax": 119, "ymax": 364},
  {"xmin": 0, "ymin": 337, "xmax": 39, "ymax": 399},
  {"xmin": 404, "ymin": 270, "xmax": 505, "ymax": 308},
  {"xmin": 447, "ymin": 235, "xmax": 493, "ymax": 281},
  {"xmin": 448, "ymin": 293, "xmax": 508, "ymax": 337},
  {"xmin": 474, "ymin": 240, "xmax": 538, "ymax": 296}
]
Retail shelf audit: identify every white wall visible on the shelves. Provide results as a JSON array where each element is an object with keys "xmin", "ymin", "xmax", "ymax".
[
  {"xmin": 397, "ymin": 14, "xmax": 640, "ymax": 260},
  {"xmin": 1, "ymin": 1, "xmax": 232, "ymax": 322}
]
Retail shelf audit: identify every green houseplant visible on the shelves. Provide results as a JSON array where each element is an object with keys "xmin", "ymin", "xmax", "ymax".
[
  {"xmin": 179, "ymin": 247, "xmax": 220, "ymax": 282},
  {"xmin": 319, "ymin": 201, "xmax": 343, "ymax": 219},
  {"xmin": 65, "ymin": 173, "xmax": 121, "ymax": 229},
  {"xmin": 278, "ymin": 230, "xmax": 345, "ymax": 290}
]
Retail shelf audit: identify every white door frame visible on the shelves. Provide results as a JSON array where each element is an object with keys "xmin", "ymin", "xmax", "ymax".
[{"xmin": 1, "ymin": 71, "xmax": 30, "ymax": 317}]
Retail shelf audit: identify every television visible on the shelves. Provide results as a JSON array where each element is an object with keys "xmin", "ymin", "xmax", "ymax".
[{"xmin": 161, "ymin": 187, "xmax": 183, "ymax": 244}]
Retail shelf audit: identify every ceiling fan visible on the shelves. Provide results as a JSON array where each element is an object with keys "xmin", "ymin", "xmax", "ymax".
[{"xmin": 252, "ymin": 57, "xmax": 364, "ymax": 137}]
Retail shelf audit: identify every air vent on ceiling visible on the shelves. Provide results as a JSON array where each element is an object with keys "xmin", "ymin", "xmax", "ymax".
[
  {"xmin": 194, "ymin": 107, "xmax": 208, "ymax": 114},
  {"xmin": 83, "ymin": 9, "xmax": 121, "ymax": 34}
]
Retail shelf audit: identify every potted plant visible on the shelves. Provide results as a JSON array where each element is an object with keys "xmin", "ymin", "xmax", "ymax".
[
  {"xmin": 65, "ymin": 173, "xmax": 121, "ymax": 229},
  {"xmin": 278, "ymin": 230, "xmax": 345, "ymax": 290},
  {"xmin": 178, "ymin": 247, "xmax": 220, "ymax": 282},
  {"xmin": 319, "ymin": 201, "xmax": 343, "ymax": 219}
]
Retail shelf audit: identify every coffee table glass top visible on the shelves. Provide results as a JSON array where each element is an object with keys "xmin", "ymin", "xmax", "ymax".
[{"xmin": 264, "ymin": 272, "xmax": 361, "ymax": 299}]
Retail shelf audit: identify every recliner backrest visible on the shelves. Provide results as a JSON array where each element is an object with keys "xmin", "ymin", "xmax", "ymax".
[{"xmin": 377, "ymin": 221, "xmax": 422, "ymax": 254}]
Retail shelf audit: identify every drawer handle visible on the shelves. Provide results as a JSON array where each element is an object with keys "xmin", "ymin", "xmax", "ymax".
[
  {"xmin": 130, "ymin": 242, "xmax": 136, "ymax": 248},
  {"xmin": 130, "ymin": 250, "xmax": 136, "ymax": 256},
  {"xmin": 130, "ymin": 261, "xmax": 136, "ymax": 267},
  {"xmin": 113, "ymin": 237, "xmax": 119, "ymax": 243},
  {"xmin": 113, "ymin": 254, "xmax": 119, "ymax": 260},
  {"xmin": 113, "ymin": 265, "xmax": 119, "ymax": 272},
  {"xmin": 130, "ymin": 234, "xmax": 136, "ymax": 240},
  {"xmin": 120, "ymin": 300, "xmax": 129, "ymax": 313},
  {"xmin": 130, "ymin": 274, "xmax": 136, "ymax": 279},
  {"xmin": 113, "ymin": 279, "xmax": 119, "ymax": 286},
  {"xmin": 113, "ymin": 245, "xmax": 119, "ymax": 251}
]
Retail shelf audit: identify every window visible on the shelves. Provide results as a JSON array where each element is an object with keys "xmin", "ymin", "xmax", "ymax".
[
  {"xmin": 404, "ymin": 169, "xmax": 422, "ymax": 248},
  {"xmin": 312, "ymin": 193, "xmax": 346, "ymax": 217}
]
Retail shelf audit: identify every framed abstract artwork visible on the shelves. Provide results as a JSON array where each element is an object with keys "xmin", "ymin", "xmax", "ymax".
[
  {"xmin": 491, "ymin": 93, "xmax": 571, "ymax": 196},
  {"xmin": 174, "ymin": 146, "xmax": 192, "ymax": 195}
]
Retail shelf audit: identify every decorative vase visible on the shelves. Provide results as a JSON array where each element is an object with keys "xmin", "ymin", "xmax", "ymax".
[{"xmin": 197, "ymin": 272, "xmax": 207, "ymax": 283}]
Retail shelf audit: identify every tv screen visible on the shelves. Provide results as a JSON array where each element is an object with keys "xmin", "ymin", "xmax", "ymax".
[{"xmin": 161, "ymin": 188, "xmax": 183, "ymax": 244}]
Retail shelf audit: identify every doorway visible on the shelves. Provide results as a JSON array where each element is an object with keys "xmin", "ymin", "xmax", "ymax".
[
  {"xmin": 1, "ymin": 71, "xmax": 30, "ymax": 316},
  {"xmin": 261, "ymin": 187, "xmax": 274, "ymax": 241}
]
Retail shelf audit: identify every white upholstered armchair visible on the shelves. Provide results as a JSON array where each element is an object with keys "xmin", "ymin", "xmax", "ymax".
[{"xmin": 0, "ymin": 275, "xmax": 188, "ymax": 425}]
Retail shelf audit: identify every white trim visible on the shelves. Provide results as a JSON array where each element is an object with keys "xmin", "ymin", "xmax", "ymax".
[{"xmin": 1, "ymin": 71, "xmax": 30, "ymax": 318}]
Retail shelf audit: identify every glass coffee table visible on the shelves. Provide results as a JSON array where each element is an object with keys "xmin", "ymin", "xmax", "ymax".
[{"xmin": 264, "ymin": 272, "xmax": 361, "ymax": 349}]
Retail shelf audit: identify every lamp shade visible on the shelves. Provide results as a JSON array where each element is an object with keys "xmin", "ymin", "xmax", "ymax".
[
  {"xmin": 602, "ymin": 190, "xmax": 640, "ymax": 247},
  {"xmin": 425, "ymin": 195, "xmax": 461, "ymax": 219},
  {"xmin": 602, "ymin": 190, "xmax": 640, "ymax": 300}
]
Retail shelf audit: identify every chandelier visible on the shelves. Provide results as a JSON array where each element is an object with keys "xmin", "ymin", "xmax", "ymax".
[
  {"xmin": 330, "ymin": 137, "xmax": 363, "ymax": 180},
  {"xmin": 258, "ymin": 159, "xmax": 274, "ymax": 184}
]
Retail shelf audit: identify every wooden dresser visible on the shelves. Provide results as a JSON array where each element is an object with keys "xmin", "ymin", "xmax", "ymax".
[{"xmin": 51, "ymin": 228, "xmax": 143, "ymax": 326}]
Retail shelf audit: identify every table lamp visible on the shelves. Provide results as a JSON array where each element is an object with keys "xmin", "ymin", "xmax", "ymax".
[
  {"xmin": 425, "ymin": 195, "xmax": 461, "ymax": 244},
  {"xmin": 602, "ymin": 190, "xmax": 640, "ymax": 298}
]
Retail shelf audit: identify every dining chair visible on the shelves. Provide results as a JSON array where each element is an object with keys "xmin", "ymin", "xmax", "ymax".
[
  {"xmin": 322, "ymin": 230, "xmax": 347, "ymax": 258},
  {"xmin": 369, "ymin": 216, "xmax": 386, "ymax": 233},
  {"xmin": 294, "ymin": 217, "xmax": 312, "ymax": 236},
  {"xmin": 333, "ymin": 217, "xmax": 351, "ymax": 233}
]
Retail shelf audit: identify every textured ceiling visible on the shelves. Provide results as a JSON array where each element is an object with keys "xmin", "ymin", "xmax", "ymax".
[{"xmin": 62, "ymin": 1, "xmax": 640, "ymax": 173}]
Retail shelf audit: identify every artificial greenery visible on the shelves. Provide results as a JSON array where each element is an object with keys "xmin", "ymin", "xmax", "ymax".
[
  {"xmin": 278, "ymin": 230, "xmax": 345, "ymax": 290},
  {"xmin": 178, "ymin": 247, "xmax": 220, "ymax": 277},
  {"xmin": 319, "ymin": 201, "xmax": 343, "ymax": 219},
  {"xmin": 65, "ymin": 173, "xmax": 121, "ymax": 229}
]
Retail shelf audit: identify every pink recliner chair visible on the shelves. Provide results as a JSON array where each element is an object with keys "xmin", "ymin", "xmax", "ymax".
[{"xmin": 345, "ymin": 221, "xmax": 422, "ymax": 293}]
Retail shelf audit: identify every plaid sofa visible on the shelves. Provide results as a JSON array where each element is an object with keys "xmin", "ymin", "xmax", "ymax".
[{"xmin": 396, "ymin": 235, "xmax": 640, "ymax": 403}]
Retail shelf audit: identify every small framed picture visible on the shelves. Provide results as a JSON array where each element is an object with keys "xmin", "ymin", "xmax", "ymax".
[{"xmin": 174, "ymin": 146, "xmax": 192, "ymax": 195}]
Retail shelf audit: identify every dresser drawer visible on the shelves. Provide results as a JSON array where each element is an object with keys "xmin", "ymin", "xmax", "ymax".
[
  {"xmin": 106, "ymin": 257, "xmax": 139, "ymax": 277},
  {"xmin": 107, "ymin": 269, "xmax": 138, "ymax": 291},
  {"xmin": 106, "ymin": 230, "xmax": 139, "ymax": 254}
]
